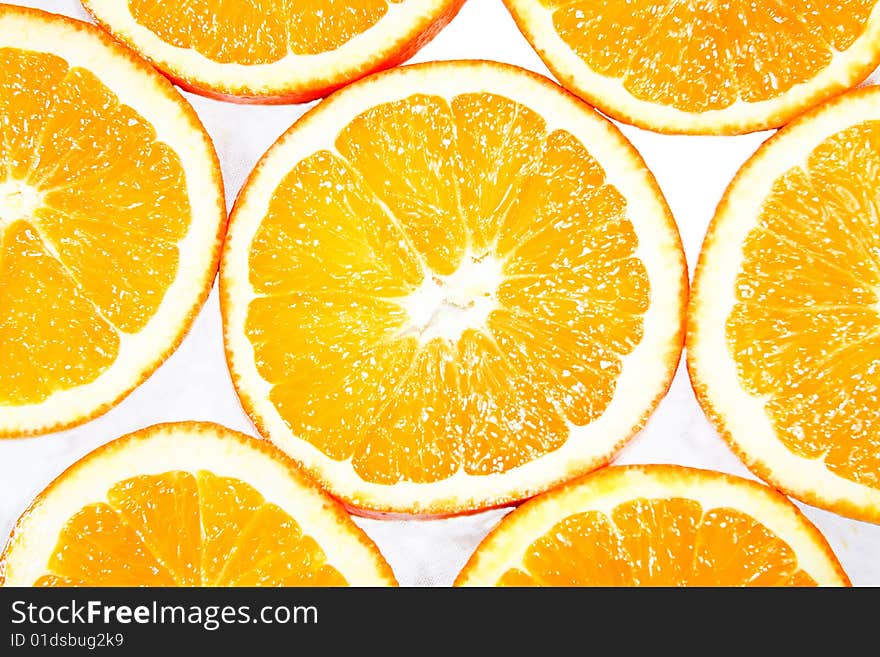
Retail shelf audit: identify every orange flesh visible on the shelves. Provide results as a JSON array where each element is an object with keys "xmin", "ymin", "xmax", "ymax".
[
  {"xmin": 34, "ymin": 471, "xmax": 346, "ymax": 586},
  {"xmin": 245, "ymin": 92, "xmax": 649, "ymax": 484},
  {"xmin": 542, "ymin": 0, "xmax": 875, "ymax": 111},
  {"xmin": 728, "ymin": 121, "xmax": 880, "ymax": 489},
  {"xmin": 128, "ymin": 0, "xmax": 404, "ymax": 64},
  {"xmin": 499, "ymin": 497, "xmax": 816, "ymax": 586},
  {"xmin": 0, "ymin": 48, "xmax": 189, "ymax": 405}
]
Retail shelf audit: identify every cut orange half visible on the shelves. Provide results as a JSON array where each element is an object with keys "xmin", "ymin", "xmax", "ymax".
[
  {"xmin": 689, "ymin": 86, "xmax": 880, "ymax": 524},
  {"xmin": 221, "ymin": 61, "xmax": 687, "ymax": 516},
  {"xmin": 503, "ymin": 0, "xmax": 880, "ymax": 135},
  {"xmin": 455, "ymin": 465, "xmax": 850, "ymax": 586},
  {"xmin": 81, "ymin": 0, "xmax": 465, "ymax": 103},
  {"xmin": 0, "ymin": 6, "xmax": 225, "ymax": 438},
  {"xmin": 0, "ymin": 422, "xmax": 396, "ymax": 586}
]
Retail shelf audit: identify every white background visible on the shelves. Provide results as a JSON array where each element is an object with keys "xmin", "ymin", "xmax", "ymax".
[{"xmin": 2, "ymin": 0, "xmax": 879, "ymax": 586}]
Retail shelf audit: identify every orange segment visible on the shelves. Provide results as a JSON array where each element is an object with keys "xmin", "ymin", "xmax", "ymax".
[
  {"xmin": 351, "ymin": 339, "xmax": 463, "ymax": 484},
  {"xmin": 221, "ymin": 62, "xmax": 686, "ymax": 514},
  {"xmin": 690, "ymin": 508, "xmax": 803, "ymax": 586},
  {"xmin": 249, "ymin": 150, "xmax": 422, "ymax": 297},
  {"xmin": 246, "ymin": 291, "xmax": 409, "ymax": 384},
  {"xmin": 496, "ymin": 569, "xmax": 537, "ymax": 587},
  {"xmin": 522, "ymin": 511, "xmax": 631, "ymax": 586},
  {"xmin": 46, "ymin": 503, "xmax": 176, "ymax": 587},
  {"xmin": 196, "ymin": 470, "xmax": 264, "ymax": 584},
  {"xmin": 611, "ymin": 498, "xmax": 701, "ymax": 586},
  {"xmin": 504, "ymin": 0, "xmax": 880, "ymax": 134},
  {"xmin": 215, "ymin": 504, "xmax": 345, "ymax": 587},
  {"xmin": 128, "ymin": 0, "xmax": 393, "ymax": 63},
  {"xmin": 0, "ymin": 7, "xmax": 225, "ymax": 438},
  {"xmin": 456, "ymin": 466, "xmax": 849, "ymax": 587},
  {"xmin": 35, "ymin": 208, "xmax": 180, "ymax": 333},
  {"xmin": 620, "ymin": 1, "xmax": 740, "ymax": 111},
  {"xmin": 107, "ymin": 472, "xmax": 202, "ymax": 585},
  {"xmin": 336, "ymin": 94, "xmax": 466, "ymax": 275},
  {"xmin": 0, "ymin": 221, "xmax": 118, "ymax": 405},
  {"xmin": 0, "ymin": 47, "xmax": 68, "ymax": 180},
  {"xmin": 451, "ymin": 93, "xmax": 546, "ymax": 252},
  {"xmin": 43, "ymin": 474, "xmax": 347, "ymax": 586},
  {"xmin": 731, "ymin": 122, "xmax": 880, "ymax": 484},
  {"xmin": 82, "ymin": 0, "xmax": 465, "ymax": 102},
  {"xmin": 457, "ymin": 329, "xmax": 568, "ymax": 476},
  {"xmin": 513, "ymin": 503, "xmax": 815, "ymax": 586},
  {"xmin": 27, "ymin": 62, "xmax": 191, "ymax": 332},
  {"xmin": 0, "ymin": 423, "xmax": 396, "ymax": 587},
  {"xmin": 269, "ymin": 340, "xmax": 417, "ymax": 463},
  {"xmin": 496, "ymin": 129, "xmax": 621, "ymax": 253},
  {"xmin": 689, "ymin": 87, "xmax": 880, "ymax": 522},
  {"xmin": 724, "ymin": 2, "xmax": 831, "ymax": 104}
]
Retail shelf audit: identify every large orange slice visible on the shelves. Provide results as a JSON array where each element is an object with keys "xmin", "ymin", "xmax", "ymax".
[
  {"xmin": 503, "ymin": 0, "xmax": 880, "ymax": 135},
  {"xmin": 0, "ymin": 422, "xmax": 396, "ymax": 586},
  {"xmin": 455, "ymin": 465, "xmax": 849, "ymax": 586},
  {"xmin": 221, "ymin": 61, "xmax": 687, "ymax": 515},
  {"xmin": 689, "ymin": 86, "xmax": 880, "ymax": 524},
  {"xmin": 81, "ymin": 0, "xmax": 465, "ymax": 103},
  {"xmin": 0, "ymin": 6, "xmax": 225, "ymax": 438}
]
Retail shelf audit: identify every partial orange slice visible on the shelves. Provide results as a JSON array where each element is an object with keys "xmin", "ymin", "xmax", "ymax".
[
  {"xmin": 0, "ymin": 422, "xmax": 396, "ymax": 586},
  {"xmin": 0, "ymin": 6, "xmax": 225, "ymax": 438},
  {"xmin": 221, "ymin": 61, "xmax": 687, "ymax": 515},
  {"xmin": 503, "ymin": 0, "xmax": 880, "ymax": 134},
  {"xmin": 81, "ymin": 0, "xmax": 465, "ymax": 103},
  {"xmin": 688, "ymin": 86, "xmax": 880, "ymax": 524},
  {"xmin": 455, "ymin": 465, "xmax": 849, "ymax": 586}
]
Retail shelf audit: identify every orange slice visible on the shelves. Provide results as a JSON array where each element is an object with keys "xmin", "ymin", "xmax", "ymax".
[
  {"xmin": 221, "ymin": 61, "xmax": 687, "ymax": 515},
  {"xmin": 503, "ymin": 0, "xmax": 880, "ymax": 135},
  {"xmin": 0, "ymin": 422, "xmax": 396, "ymax": 586},
  {"xmin": 81, "ymin": 0, "xmax": 465, "ymax": 103},
  {"xmin": 689, "ymin": 86, "xmax": 880, "ymax": 524},
  {"xmin": 455, "ymin": 465, "xmax": 849, "ymax": 586},
  {"xmin": 0, "ymin": 6, "xmax": 225, "ymax": 438}
]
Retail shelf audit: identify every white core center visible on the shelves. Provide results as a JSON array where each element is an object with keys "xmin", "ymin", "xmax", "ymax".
[
  {"xmin": 399, "ymin": 253, "xmax": 504, "ymax": 343},
  {"xmin": 0, "ymin": 180, "xmax": 42, "ymax": 231}
]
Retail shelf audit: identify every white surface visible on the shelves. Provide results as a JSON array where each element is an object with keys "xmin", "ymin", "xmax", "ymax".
[{"xmin": 1, "ymin": 0, "xmax": 878, "ymax": 586}]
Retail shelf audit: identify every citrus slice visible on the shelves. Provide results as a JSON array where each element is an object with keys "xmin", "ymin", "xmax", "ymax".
[
  {"xmin": 81, "ymin": 0, "xmax": 465, "ymax": 103},
  {"xmin": 0, "ymin": 422, "xmax": 396, "ymax": 586},
  {"xmin": 0, "ymin": 7, "xmax": 225, "ymax": 438},
  {"xmin": 221, "ymin": 61, "xmax": 687, "ymax": 515},
  {"xmin": 688, "ymin": 86, "xmax": 880, "ymax": 524},
  {"xmin": 455, "ymin": 465, "xmax": 849, "ymax": 586},
  {"xmin": 503, "ymin": 0, "xmax": 880, "ymax": 135}
]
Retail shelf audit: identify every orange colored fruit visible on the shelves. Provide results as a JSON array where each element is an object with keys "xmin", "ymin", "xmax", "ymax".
[
  {"xmin": 0, "ymin": 6, "xmax": 225, "ymax": 438},
  {"xmin": 503, "ymin": 0, "xmax": 880, "ymax": 134},
  {"xmin": 221, "ymin": 61, "xmax": 687, "ymax": 515},
  {"xmin": 0, "ymin": 422, "xmax": 396, "ymax": 586},
  {"xmin": 81, "ymin": 0, "xmax": 465, "ymax": 103},
  {"xmin": 455, "ymin": 465, "xmax": 850, "ymax": 586},
  {"xmin": 688, "ymin": 86, "xmax": 880, "ymax": 524}
]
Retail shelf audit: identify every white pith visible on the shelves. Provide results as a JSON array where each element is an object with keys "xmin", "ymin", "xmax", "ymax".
[
  {"xmin": 0, "ymin": 10, "xmax": 224, "ymax": 436},
  {"xmin": 397, "ymin": 250, "xmax": 503, "ymax": 344},
  {"xmin": 0, "ymin": 424, "xmax": 393, "ymax": 586},
  {"xmin": 0, "ymin": 180, "xmax": 42, "ymax": 229},
  {"xmin": 82, "ymin": 0, "xmax": 457, "ymax": 97},
  {"xmin": 504, "ymin": 0, "xmax": 880, "ymax": 133},
  {"xmin": 456, "ymin": 466, "xmax": 849, "ymax": 586},
  {"xmin": 689, "ymin": 89, "xmax": 880, "ymax": 520},
  {"xmin": 222, "ymin": 62, "xmax": 687, "ymax": 513}
]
